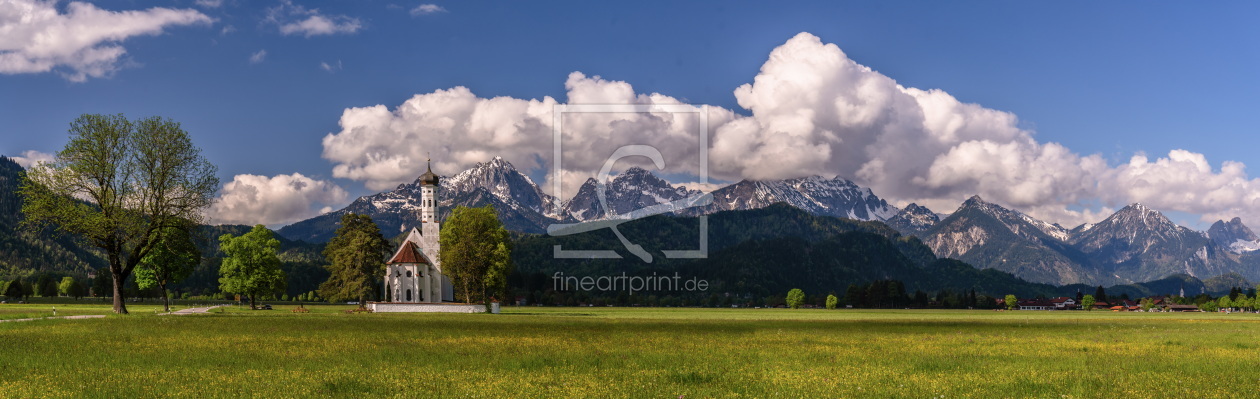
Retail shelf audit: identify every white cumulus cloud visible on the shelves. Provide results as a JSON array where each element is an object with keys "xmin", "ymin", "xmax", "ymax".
[
  {"xmin": 318, "ymin": 32, "xmax": 1260, "ymax": 228},
  {"xmin": 209, "ymin": 173, "xmax": 348, "ymax": 227},
  {"xmin": 267, "ymin": 0, "xmax": 361, "ymax": 38},
  {"xmin": 0, "ymin": 0, "xmax": 212, "ymax": 82},
  {"xmin": 410, "ymin": 4, "xmax": 446, "ymax": 16},
  {"xmin": 10, "ymin": 150, "xmax": 55, "ymax": 168},
  {"xmin": 320, "ymin": 72, "xmax": 735, "ymax": 195}
]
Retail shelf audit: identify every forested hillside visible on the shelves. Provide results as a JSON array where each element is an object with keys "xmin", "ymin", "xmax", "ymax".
[
  {"xmin": 0, "ymin": 156, "xmax": 106, "ymax": 280},
  {"xmin": 0, "ymin": 157, "xmax": 328, "ymax": 297},
  {"xmin": 510, "ymin": 203, "xmax": 1058, "ymax": 303}
]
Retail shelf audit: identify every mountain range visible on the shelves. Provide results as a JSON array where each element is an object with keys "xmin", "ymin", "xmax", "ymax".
[
  {"xmin": 278, "ymin": 157, "xmax": 902, "ymax": 242},
  {"xmin": 279, "ymin": 157, "xmax": 1258, "ymax": 288}
]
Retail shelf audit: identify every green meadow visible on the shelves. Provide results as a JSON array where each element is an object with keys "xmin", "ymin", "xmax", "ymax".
[{"xmin": 2, "ymin": 304, "xmax": 1258, "ymax": 398}]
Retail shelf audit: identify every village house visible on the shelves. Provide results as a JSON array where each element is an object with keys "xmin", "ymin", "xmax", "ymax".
[
  {"xmin": 1162, "ymin": 304, "xmax": 1201, "ymax": 312},
  {"xmin": 1050, "ymin": 297, "xmax": 1076, "ymax": 310}
]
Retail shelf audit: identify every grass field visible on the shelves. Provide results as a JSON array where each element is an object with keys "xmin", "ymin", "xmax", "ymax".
[{"xmin": 2, "ymin": 304, "xmax": 1259, "ymax": 398}]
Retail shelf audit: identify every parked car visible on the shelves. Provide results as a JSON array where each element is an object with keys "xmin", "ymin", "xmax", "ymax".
[{"xmin": 259, "ymin": 304, "xmax": 272, "ymax": 310}]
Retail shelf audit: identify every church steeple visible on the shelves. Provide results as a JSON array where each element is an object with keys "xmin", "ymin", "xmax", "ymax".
[
  {"xmin": 419, "ymin": 157, "xmax": 440, "ymax": 186},
  {"xmin": 419, "ymin": 157, "xmax": 439, "ymax": 224}
]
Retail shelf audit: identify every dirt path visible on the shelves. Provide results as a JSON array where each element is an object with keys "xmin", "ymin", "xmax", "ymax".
[
  {"xmin": 163, "ymin": 305, "xmax": 225, "ymax": 315},
  {"xmin": 0, "ymin": 315, "xmax": 107, "ymax": 323},
  {"xmin": 1, "ymin": 305, "xmax": 226, "ymax": 323}
]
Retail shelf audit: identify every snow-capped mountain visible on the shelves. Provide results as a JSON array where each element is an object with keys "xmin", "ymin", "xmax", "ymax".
[
  {"xmin": 690, "ymin": 176, "xmax": 899, "ymax": 221},
  {"xmin": 919, "ymin": 196, "xmax": 1101, "ymax": 285},
  {"xmin": 885, "ymin": 203, "xmax": 940, "ymax": 236},
  {"xmin": 278, "ymin": 157, "xmax": 560, "ymax": 241},
  {"xmin": 442, "ymin": 157, "xmax": 559, "ymax": 219},
  {"xmin": 560, "ymin": 167, "xmax": 702, "ymax": 222},
  {"xmin": 1207, "ymin": 217, "xmax": 1260, "ymax": 254},
  {"xmin": 280, "ymin": 157, "xmax": 908, "ymax": 243},
  {"xmin": 1070, "ymin": 203, "xmax": 1233, "ymax": 282}
]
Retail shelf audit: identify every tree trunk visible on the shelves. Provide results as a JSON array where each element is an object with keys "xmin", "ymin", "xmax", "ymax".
[
  {"xmin": 160, "ymin": 282, "xmax": 169, "ymax": 313},
  {"xmin": 249, "ymin": 293, "xmax": 256, "ymax": 310},
  {"xmin": 462, "ymin": 280, "xmax": 471, "ymax": 304},
  {"xmin": 111, "ymin": 268, "xmax": 128, "ymax": 314}
]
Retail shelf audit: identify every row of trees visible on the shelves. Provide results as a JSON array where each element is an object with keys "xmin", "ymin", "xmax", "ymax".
[
  {"xmin": 2, "ymin": 276, "xmax": 85, "ymax": 300},
  {"xmin": 1003, "ymin": 286, "xmax": 1260, "ymax": 312},
  {"xmin": 1199, "ymin": 292, "xmax": 1260, "ymax": 312},
  {"xmin": 779, "ymin": 284, "xmax": 1000, "ymax": 310},
  {"xmin": 0, "ymin": 272, "xmax": 185, "ymax": 302}
]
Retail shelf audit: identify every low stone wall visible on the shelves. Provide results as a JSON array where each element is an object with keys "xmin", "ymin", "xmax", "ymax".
[{"xmin": 368, "ymin": 302, "xmax": 498, "ymax": 314}]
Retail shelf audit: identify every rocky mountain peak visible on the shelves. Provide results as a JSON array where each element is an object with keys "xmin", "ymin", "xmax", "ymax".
[
  {"xmin": 486, "ymin": 156, "xmax": 514, "ymax": 168},
  {"xmin": 618, "ymin": 166, "xmax": 652, "ymax": 177},
  {"xmin": 559, "ymin": 167, "xmax": 700, "ymax": 221},
  {"xmin": 1208, "ymin": 217, "xmax": 1260, "ymax": 254},
  {"xmin": 1109, "ymin": 203, "xmax": 1176, "ymax": 230},
  {"xmin": 902, "ymin": 203, "xmax": 934, "ymax": 215},
  {"xmin": 958, "ymin": 195, "xmax": 996, "ymax": 212},
  {"xmin": 885, "ymin": 203, "xmax": 940, "ymax": 236},
  {"xmin": 689, "ymin": 175, "xmax": 899, "ymax": 221}
]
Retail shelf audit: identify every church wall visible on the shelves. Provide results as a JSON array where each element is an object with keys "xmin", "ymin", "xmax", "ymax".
[{"xmin": 369, "ymin": 302, "xmax": 494, "ymax": 313}]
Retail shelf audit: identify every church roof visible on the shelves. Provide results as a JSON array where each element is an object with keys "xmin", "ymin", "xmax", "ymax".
[
  {"xmin": 388, "ymin": 241, "xmax": 429, "ymax": 264},
  {"xmin": 419, "ymin": 159, "xmax": 439, "ymax": 186}
]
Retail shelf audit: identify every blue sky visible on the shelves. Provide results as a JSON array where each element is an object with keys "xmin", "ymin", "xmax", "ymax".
[{"xmin": 3, "ymin": 1, "xmax": 1260, "ymax": 228}]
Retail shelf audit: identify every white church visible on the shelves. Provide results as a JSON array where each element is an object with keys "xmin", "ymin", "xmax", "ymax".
[{"xmin": 370, "ymin": 160, "xmax": 495, "ymax": 313}]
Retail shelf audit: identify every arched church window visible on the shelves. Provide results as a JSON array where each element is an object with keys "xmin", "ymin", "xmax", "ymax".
[
  {"xmin": 406, "ymin": 270, "xmax": 412, "ymax": 278},
  {"xmin": 406, "ymin": 289, "xmax": 412, "ymax": 302}
]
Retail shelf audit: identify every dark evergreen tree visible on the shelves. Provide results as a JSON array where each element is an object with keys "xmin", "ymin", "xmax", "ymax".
[
  {"xmin": 843, "ymin": 284, "xmax": 863, "ymax": 307},
  {"xmin": 319, "ymin": 213, "xmax": 391, "ymax": 305},
  {"xmin": 37, "ymin": 275, "xmax": 57, "ymax": 297},
  {"xmin": 1094, "ymin": 285, "xmax": 1108, "ymax": 303},
  {"xmin": 4, "ymin": 277, "xmax": 25, "ymax": 300},
  {"xmin": 91, "ymin": 271, "xmax": 112, "ymax": 298}
]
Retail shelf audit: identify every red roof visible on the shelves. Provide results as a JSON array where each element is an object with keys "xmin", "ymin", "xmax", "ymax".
[{"xmin": 388, "ymin": 241, "xmax": 429, "ymax": 264}]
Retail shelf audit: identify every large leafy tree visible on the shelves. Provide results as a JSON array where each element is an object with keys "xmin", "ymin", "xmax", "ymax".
[
  {"xmin": 20, "ymin": 114, "xmax": 218, "ymax": 314},
  {"xmin": 319, "ymin": 213, "xmax": 390, "ymax": 305},
  {"xmin": 218, "ymin": 225, "xmax": 286, "ymax": 310},
  {"xmin": 439, "ymin": 205, "xmax": 512, "ymax": 306},
  {"xmin": 786, "ymin": 288, "xmax": 805, "ymax": 309},
  {"xmin": 1080, "ymin": 294, "xmax": 1096, "ymax": 311},
  {"xmin": 136, "ymin": 227, "xmax": 200, "ymax": 312},
  {"xmin": 58, "ymin": 277, "xmax": 85, "ymax": 299}
]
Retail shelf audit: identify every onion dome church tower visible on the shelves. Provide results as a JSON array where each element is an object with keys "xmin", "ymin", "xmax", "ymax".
[{"xmin": 384, "ymin": 159, "xmax": 454, "ymax": 303}]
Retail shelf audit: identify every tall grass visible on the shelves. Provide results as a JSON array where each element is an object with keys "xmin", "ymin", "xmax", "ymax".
[{"xmin": 0, "ymin": 306, "xmax": 1257, "ymax": 397}]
